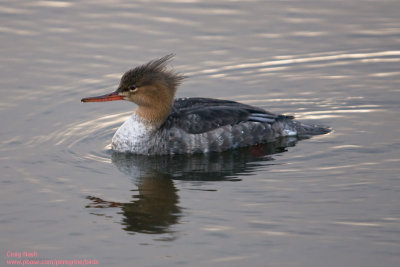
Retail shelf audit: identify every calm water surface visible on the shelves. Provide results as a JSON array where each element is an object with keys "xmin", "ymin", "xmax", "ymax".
[{"xmin": 1, "ymin": 1, "xmax": 399, "ymax": 266}]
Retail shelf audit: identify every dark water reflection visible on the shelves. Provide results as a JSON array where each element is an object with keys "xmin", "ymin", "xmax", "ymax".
[
  {"xmin": 86, "ymin": 176, "xmax": 180, "ymax": 236},
  {"xmin": 86, "ymin": 138, "xmax": 298, "ymax": 235}
]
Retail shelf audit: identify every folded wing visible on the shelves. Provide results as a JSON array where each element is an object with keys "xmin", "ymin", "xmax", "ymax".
[{"xmin": 163, "ymin": 97, "xmax": 293, "ymax": 134}]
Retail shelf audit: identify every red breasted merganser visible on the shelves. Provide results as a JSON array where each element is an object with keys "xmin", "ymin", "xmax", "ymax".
[{"xmin": 81, "ymin": 55, "xmax": 330, "ymax": 155}]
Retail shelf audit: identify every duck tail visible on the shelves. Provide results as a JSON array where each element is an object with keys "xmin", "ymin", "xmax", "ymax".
[{"xmin": 295, "ymin": 121, "xmax": 331, "ymax": 136}]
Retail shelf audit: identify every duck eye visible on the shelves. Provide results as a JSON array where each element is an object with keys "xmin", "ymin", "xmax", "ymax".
[{"xmin": 129, "ymin": 85, "xmax": 137, "ymax": 92}]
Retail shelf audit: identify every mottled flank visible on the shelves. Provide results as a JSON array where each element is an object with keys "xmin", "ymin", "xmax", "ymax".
[{"xmin": 112, "ymin": 97, "xmax": 330, "ymax": 155}]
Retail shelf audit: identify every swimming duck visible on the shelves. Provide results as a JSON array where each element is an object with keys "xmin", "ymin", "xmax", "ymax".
[{"xmin": 81, "ymin": 55, "xmax": 330, "ymax": 155}]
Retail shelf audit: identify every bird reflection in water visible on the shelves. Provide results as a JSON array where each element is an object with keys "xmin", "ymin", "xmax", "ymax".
[
  {"xmin": 85, "ymin": 137, "xmax": 300, "ymax": 235},
  {"xmin": 86, "ymin": 174, "xmax": 179, "ymax": 235}
]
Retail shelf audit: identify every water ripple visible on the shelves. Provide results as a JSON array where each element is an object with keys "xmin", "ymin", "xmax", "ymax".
[{"xmin": 187, "ymin": 50, "xmax": 400, "ymax": 77}]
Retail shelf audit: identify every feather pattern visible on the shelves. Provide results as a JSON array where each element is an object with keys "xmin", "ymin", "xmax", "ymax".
[
  {"xmin": 111, "ymin": 97, "xmax": 330, "ymax": 155},
  {"xmin": 162, "ymin": 97, "xmax": 292, "ymax": 134}
]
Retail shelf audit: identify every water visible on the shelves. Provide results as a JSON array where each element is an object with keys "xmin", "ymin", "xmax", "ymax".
[{"xmin": 1, "ymin": 1, "xmax": 399, "ymax": 266}]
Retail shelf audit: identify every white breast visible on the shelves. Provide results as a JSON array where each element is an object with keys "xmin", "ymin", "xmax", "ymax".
[{"xmin": 111, "ymin": 113, "xmax": 156, "ymax": 154}]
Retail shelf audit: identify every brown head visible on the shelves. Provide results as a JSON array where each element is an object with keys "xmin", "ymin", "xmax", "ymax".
[{"xmin": 81, "ymin": 54, "xmax": 185, "ymax": 125}]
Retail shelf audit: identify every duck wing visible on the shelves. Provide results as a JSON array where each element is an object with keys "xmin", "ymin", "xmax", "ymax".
[{"xmin": 162, "ymin": 97, "xmax": 293, "ymax": 134}]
